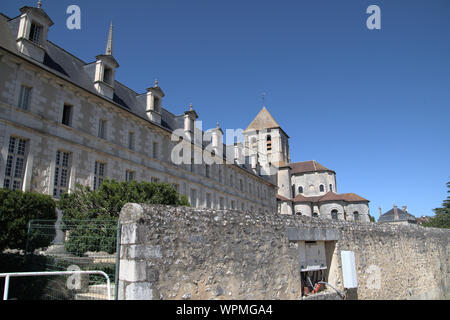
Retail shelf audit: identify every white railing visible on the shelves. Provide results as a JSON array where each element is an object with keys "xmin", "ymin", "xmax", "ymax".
[{"xmin": 0, "ymin": 271, "xmax": 111, "ymax": 301}]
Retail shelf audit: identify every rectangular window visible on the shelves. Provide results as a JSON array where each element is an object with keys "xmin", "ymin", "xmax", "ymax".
[
  {"xmin": 53, "ymin": 150, "xmax": 71, "ymax": 198},
  {"xmin": 98, "ymin": 119, "xmax": 106, "ymax": 139},
  {"xmin": 190, "ymin": 189, "xmax": 197, "ymax": 207},
  {"xmin": 151, "ymin": 177, "xmax": 160, "ymax": 183},
  {"xmin": 126, "ymin": 170, "xmax": 135, "ymax": 182},
  {"xmin": 154, "ymin": 97, "xmax": 161, "ymax": 113},
  {"xmin": 219, "ymin": 197, "xmax": 224, "ymax": 210},
  {"xmin": 62, "ymin": 104, "xmax": 73, "ymax": 126},
  {"xmin": 152, "ymin": 142, "xmax": 158, "ymax": 159},
  {"xmin": 93, "ymin": 161, "xmax": 105, "ymax": 191},
  {"xmin": 205, "ymin": 164, "xmax": 210, "ymax": 178},
  {"xmin": 206, "ymin": 193, "xmax": 212, "ymax": 208},
  {"xmin": 18, "ymin": 85, "xmax": 31, "ymax": 110},
  {"xmin": 128, "ymin": 132, "xmax": 135, "ymax": 150},
  {"xmin": 103, "ymin": 66, "xmax": 112, "ymax": 85},
  {"xmin": 29, "ymin": 23, "xmax": 42, "ymax": 44},
  {"xmin": 231, "ymin": 200, "xmax": 235, "ymax": 210},
  {"xmin": 3, "ymin": 137, "xmax": 28, "ymax": 191}
]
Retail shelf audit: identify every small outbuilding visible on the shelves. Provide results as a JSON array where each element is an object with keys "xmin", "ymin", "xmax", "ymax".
[{"xmin": 378, "ymin": 205, "xmax": 417, "ymax": 225}]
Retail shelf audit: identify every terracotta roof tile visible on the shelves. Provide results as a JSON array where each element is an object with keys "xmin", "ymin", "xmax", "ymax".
[
  {"xmin": 283, "ymin": 161, "xmax": 335, "ymax": 175},
  {"xmin": 290, "ymin": 192, "xmax": 369, "ymax": 203},
  {"xmin": 276, "ymin": 194, "xmax": 292, "ymax": 202}
]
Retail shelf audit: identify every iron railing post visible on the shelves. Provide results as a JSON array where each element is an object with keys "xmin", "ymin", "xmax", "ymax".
[{"xmin": 3, "ymin": 275, "xmax": 10, "ymax": 300}]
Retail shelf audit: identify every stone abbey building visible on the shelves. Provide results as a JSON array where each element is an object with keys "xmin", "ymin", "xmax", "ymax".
[{"xmin": 0, "ymin": 3, "xmax": 370, "ymax": 221}]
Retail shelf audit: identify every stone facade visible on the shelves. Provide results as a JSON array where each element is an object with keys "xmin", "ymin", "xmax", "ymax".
[
  {"xmin": 0, "ymin": 3, "xmax": 369, "ymax": 221},
  {"xmin": 0, "ymin": 5, "xmax": 277, "ymax": 213},
  {"xmin": 118, "ymin": 204, "xmax": 450, "ymax": 300}
]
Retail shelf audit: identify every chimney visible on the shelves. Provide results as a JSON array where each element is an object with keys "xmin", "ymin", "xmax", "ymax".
[
  {"xmin": 378, "ymin": 207, "xmax": 382, "ymax": 218},
  {"xmin": 393, "ymin": 204, "xmax": 399, "ymax": 221},
  {"xmin": 402, "ymin": 206, "xmax": 407, "ymax": 213}
]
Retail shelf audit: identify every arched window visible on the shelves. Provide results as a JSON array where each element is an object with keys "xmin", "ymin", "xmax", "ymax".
[
  {"xmin": 331, "ymin": 209, "xmax": 338, "ymax": 220},
  {"xmin": 353, "ymin": 211, "xmax": 360, "ymax": 221},
  {"xmin": 266, "ymin": 135, "xmax": 272, "ymax": 151},
  {"xmin": 320, "ymin": 185, "xmax": 325, "ymax": 192},
  {"xmin": 298, "ymin": 186, "xmax": 303, "ymax": 194},
  {"xmin": 329, "ymin": 184, "xmax": 333, "ymax": 192}
]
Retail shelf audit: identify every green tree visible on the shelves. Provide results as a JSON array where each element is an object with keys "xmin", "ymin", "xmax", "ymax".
[
  {"xmin": 423, "ymin": 181, "xmax": 450, "ymax": 229},
  {"xmin": 57, "ymin": 180, "xmax": 190, "ymax": 255},
  {"xmin": 0, "ymin": 189, "xmax": 57, "ymax": 252}
]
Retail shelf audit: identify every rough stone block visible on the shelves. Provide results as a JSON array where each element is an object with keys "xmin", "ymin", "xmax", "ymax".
[
  {"xmin": 128, "ymin": 245, "xmax": 162, "ymax": 259},
  {"xmin": 125, "ymin": 282, "xmax": 156, "ymax": 300},
  {"xmin": 121, "ymin": 223, "xmax": 139, "ymax": 245},
  {"xmin": 119, "ymin": 260, "xmax": 147, "ymax": 282}
]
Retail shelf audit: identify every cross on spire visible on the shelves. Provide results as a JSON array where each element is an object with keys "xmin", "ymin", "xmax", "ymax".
[{"xmin": 37, "ymin": 0, "xmax": 42, "ymax": 8}]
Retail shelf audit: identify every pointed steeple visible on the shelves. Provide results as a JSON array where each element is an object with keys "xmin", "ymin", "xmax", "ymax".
[
  {"xmin": 105, "ymin": 21, "xmax": 113, "ymax": 55},
  {"xmin": 244, "ymin": 106, "xmax": 280, "ymax": 132}
]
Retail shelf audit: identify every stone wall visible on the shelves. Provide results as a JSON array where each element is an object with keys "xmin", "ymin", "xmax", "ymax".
[{"xmin": 117, "ymin": 204, "xmax": 450, "ymax": 300}]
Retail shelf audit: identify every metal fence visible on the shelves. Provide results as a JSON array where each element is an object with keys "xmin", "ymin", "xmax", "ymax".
[
  {"xmin": 1, "ymin": 271, "xmax": 112, "ymax": 300},
  {"xmin": 16, "ymin": 218, "xmax": 121, "ymax": 300}
]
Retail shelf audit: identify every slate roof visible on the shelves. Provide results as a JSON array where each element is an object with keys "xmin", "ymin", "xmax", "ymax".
[
  {"xmin": 3, "ymin": 13, "xmax": 174, "ymax": 131},
  {"xmin": 378, "ymin": 208, "xmax": 417, "ymax": 223}
]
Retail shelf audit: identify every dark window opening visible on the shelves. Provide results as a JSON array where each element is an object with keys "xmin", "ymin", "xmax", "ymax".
[
  {"xmin": 29, "ymin": 23, "xmax": 42, "ymax": 44},
  {"xmin": 320, "ymin": 185, "xmax": 325, "ymax": 192},
  {"xmin": 331, "ymin": 210, "xmax": 338, "ymax": 220},
  {"xmin": 103, "ymin": 66, "xmax": 113, "ymax": 85},
  {"xmin": 62, "ymin": 104, "xmax": 73, "ymax": 126},
  {"xmin": 298, "ymin": 186, "xmax": 303, "ymax": 194}
]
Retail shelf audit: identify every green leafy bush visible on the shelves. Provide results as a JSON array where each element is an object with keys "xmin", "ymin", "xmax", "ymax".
[
  {"xmin": 0, "ymin": 189, "xmax": 57, "ymax": 252},
  {"xmin": 58, "ymin": 180, "xmax": 190, "ymax": 255}
]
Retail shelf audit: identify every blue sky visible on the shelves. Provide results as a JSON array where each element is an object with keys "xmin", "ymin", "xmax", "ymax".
[{"xmin": 2, "ymin": 0, "xmax": 449, "ymax": 219}]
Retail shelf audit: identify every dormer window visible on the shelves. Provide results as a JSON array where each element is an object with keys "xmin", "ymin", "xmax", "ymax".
[
  {"xmin": 103, "ymin": 66, "xmax": 113, "ymax": 85},
  {"xmin": 154, "ymin": 96, "xmax": 161, "ymax": 113},
  {"xmin": 29, "ymin": 22, "xmax": 43, "ymax": 44}
]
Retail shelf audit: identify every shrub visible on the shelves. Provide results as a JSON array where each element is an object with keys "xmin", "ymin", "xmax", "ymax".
[
  {"xmin": 57, "ymin": 180, "xmax": 190, "ymax": 255},
  {"xmin": 0, "ymin": 189, "xmax": 57, "ymax": 252}
]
